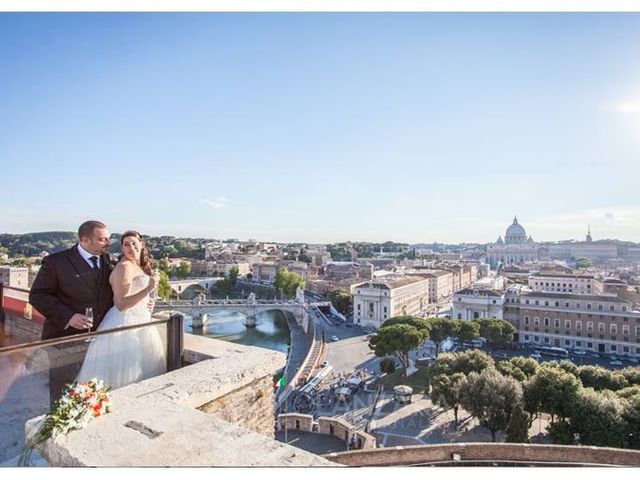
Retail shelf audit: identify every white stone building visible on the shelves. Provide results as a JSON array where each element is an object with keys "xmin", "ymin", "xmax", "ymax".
[
  {"xmin": 350, "ymin": 276, "xmax": 430, "ymax": 329},
  {"xmin": 528, "ymin": 272, "xmax": 603, "ymax": 295},
  {"xmin": 486, "ymin": 217, "xmax": 539, "ymax": 268},
  {"xmin": 0, "ymin": 266, "xmax": 30, "ymax": 289}
]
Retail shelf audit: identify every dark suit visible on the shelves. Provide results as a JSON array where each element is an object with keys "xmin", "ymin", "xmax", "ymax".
[{"xmin": 29, "ymin": 245, "xmax": 114, "ymax": 407}]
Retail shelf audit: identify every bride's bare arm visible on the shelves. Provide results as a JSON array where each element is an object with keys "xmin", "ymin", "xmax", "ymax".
[{"xmin": 110, "ymin": 262, "xmax": 156, "ymax": 311}]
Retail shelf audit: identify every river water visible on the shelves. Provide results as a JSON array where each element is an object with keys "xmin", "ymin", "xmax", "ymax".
[{"xmin": 180, "ymin": 309, "xmax": 290, "ymax": 353}]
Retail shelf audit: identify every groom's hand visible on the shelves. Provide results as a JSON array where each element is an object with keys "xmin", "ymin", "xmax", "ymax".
[{"xmin": 66, "ymin": 313, "xmax": 92, "ymax": 330}]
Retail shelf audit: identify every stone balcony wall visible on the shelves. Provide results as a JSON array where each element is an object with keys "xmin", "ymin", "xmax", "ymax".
[
  {"xmin": 28, "ymin": 334, "xmax": 337, "ymax": 467},
  {"xmin": 326, "ymin": 442, "xmax": 640, "ymax": 467}
]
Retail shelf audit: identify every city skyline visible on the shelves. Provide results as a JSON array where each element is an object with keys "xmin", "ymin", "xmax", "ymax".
[{"xmin": 1, "ymin": 13, "xmax": 639, "ymax": 244}]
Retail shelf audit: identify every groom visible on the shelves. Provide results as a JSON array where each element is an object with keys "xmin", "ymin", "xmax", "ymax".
[{"xmin": 30, "ymin": 220, "xmax": 115, "ymax": 408}]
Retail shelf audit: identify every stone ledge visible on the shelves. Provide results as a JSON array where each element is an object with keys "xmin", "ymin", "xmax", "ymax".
[{"xmin": 28, "ymin": 334, "xmax": 337, "ymax": 467}]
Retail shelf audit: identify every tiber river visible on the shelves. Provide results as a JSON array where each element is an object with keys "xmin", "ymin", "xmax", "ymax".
[{"xmin": 178, "ymin": 309, "xmax": 291, "ymax": 353}]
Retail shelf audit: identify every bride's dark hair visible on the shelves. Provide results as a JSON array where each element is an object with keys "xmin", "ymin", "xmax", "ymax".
[{"xmin": 120, "ymin": 230, "xmax": 154, "ymax": 276}]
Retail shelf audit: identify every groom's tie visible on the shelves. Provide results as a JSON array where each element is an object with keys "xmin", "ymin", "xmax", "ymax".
[{"xmin": 90, "ymin": 256, "xmax": 99, "ymax": 269}]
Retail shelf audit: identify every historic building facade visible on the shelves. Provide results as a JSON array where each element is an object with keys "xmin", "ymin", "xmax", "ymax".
[
  {"xmin": 486, "ymin": 217, "xmax": 539, "ymax": 268},
  {"xmin": 350, "ymin": 276, "xmax": 430, "ymax": 329}
]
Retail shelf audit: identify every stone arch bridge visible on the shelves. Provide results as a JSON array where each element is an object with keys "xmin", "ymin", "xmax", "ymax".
[
  {"xmin": 154, "ymin": 296, "xmax": 329, "ymax": 329},
  {"xmin": 168, "ymin": 277, "xmax": 222, "ymax": 296}
]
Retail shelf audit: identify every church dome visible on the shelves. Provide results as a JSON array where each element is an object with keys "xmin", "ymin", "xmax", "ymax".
[{"xmin": 505, "ymin": 216, "xmax": 527, "ymax": 244}]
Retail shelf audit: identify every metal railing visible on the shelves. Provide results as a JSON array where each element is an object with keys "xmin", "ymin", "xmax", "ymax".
[{"xmin": 0, "ymin": 283, "xmax": 185, "ymax": 373}]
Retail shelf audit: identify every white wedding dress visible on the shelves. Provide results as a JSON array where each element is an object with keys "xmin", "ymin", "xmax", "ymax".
[{"xmin": 77, "ymin": 275, "xmax": 166, "ymax": 390}]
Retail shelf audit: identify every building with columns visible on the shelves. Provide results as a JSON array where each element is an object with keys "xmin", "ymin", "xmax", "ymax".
[
  {"xmin": 486, "ymin": 217, "xmax": 539, "ymax": 268},
  {"xmin": 350, "ymin": 276, "xmax": 430, "ymax": 329}
]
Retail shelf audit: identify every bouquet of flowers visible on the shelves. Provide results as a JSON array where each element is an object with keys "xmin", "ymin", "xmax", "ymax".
[{"xmin": 18, "ymin": 378, "xmax": 112, "ymax": 466}]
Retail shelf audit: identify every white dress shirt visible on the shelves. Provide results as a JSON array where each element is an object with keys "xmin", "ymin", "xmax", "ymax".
[{"xmin": 77, "ymin": 244, "xmax": 101, "ymax": 269}]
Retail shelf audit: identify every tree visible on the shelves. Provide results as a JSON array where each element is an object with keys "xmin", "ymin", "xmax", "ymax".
[
  {"xmin": 424, "ymin": 318, "xmax": 458, "ymax": 357},
  {"xmin": 158, "ymin": 257, "xmax": 171, "ymax": 275},
  {"xmin": 156, "ymin": 270, "xmax": 172, "ymax": 300},
  {"xmin": 509, "ymin": 356, "xmax": 539, "ymax": 378},
  {"xmin": 460, "ymin": 369, "xmax": 523, "ymax": 442},
  {"xmin": 472, "ymin": 318, "xmax": 515, "ymax": 347},
  {"xmin": 569, "ymin": 388, "xmax": 626, "ymax": 448},
  {"xmin": 274, "ymin": 267, "xmax": 306, "ymax": 299},
  {"xmin": 379, "ymin": 357, "xmax": 396, "ymax": 375},
  {"xmin": 623, "ymin": 394, "xmax": 640, "ymax": 449},
  {"xmin": 496, "ymin": 360, "xmax": 526, "ymax": 382},
  {"xmin": 575, "ymin": 257, "xmax": 593, "ymax": 269},
  {"xmin": 506, "ymin": 403, "xmax": 530, "ymax": 443},
  {"xmin": 383, "ymin": 315, "xmax": 431, "ymax": 331},
  {"xmin": 431, "ymin": 372, "xmax": 466, "ymax": 425},
  {"xmin": 455, "ymin": 320, "xmax": 480, "ymax": 343},
  {"xmin": 523, "ymin": 366, "xmax": 581, "ymax": 422},
  {"xmin": 430, "ymin": 350, "xmax": 494, "ymax": 377},
  {"xmin": 369, "ymin": 324, "xmax": 427, "ymax": 377},
  {"xmin": 577, "ymin": 365, "xmax": 629, "ymax": 391},
  {"xmin": 617, "ymin": 385, "xmax": 640, "ymax": 400},
  {"xmin": 228, "ymin": 265, "xmax": 239, "ymax": 286},
  {"xmin": 329, "ymin": 290, "xmax": 352, "ymax": 316},
  {"xmin": 176, "ymin": 261, "xmax": 191, "ymax": 279}
]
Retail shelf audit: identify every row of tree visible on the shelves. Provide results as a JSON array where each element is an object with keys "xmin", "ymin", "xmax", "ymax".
[
  {"xmin": 426, "ymin": 349, "xmax": 640, "ymax": 448},
  {"xmin": 369, "ymin": 316, "xmax": 515, "ymax": 376}
]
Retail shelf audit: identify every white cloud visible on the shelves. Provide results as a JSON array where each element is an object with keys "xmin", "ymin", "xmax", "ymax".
[
  {"xmin": 200, "ymin": 197, "xmax": 228, "ymax": 209},
  {"xmin": 615, "ymin": 102, "xmax": 640, "ymax": 113}
]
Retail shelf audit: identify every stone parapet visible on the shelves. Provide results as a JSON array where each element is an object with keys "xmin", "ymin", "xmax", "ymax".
[
  {"xmin": 27, "ymin": 334, "xmax": 336, "ymax": 467},
  {"xmin": 326, "ymin": 443, "xmax": 640, "ymax": 467}
]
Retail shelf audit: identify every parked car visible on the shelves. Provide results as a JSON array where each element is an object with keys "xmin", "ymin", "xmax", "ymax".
[
  {"xmin": 415, "ymin": 357, "xmax": 435, "ymax": 367},
  {"xmin": 573, "ymin": 349, "xmax": 587, "ymax": 355},
  {"xmin": 610, "ymin": 360, "xmax": 623, "ymax": 366},
  {"xmin": 530, "ymin": 352, "xmax": 542, "ymax": 360},
  {"xmin": 493, "ymin": 352, "xmax": 508, "ymax": 359},
  {"xmin": 331, "ymin": 335, "xmax": 339, "ymax": 342}
]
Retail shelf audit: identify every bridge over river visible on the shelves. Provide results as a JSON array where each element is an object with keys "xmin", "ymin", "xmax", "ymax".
[{"xmin": 155, "ymin": 288, "xmax": 330, "ymax": 329}]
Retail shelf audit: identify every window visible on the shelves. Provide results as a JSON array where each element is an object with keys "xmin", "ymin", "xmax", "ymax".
[
  {"xmin": 524, "ymin": 316, "xmax": 530, "ymax": 325},
  {"xmin": 544, "ymin": 318, "xmax": 550, "ymax": 327},
  {"xmin": 587, "ymin": 304, "xmax": 592, "ymax": 310},
  {"xmin": 587, "ymin": 321, "xmax": 593, "ymax": 332},
  {"xmin": 610, "ymin": 305, "xmax": 615, "ymax": 311},
  {"xmin": 535, "ymin": 300, "xmax": 539, "ymax": 306},
  {"xmin": 610, "ymin": 324, "xmax": 618, "ymax": 334},
  {"xmin": 623, "ymin": 306, "xmax": 627, "ymax": 312},
  {"xmin": 554, "ymin": 319, "xmax": 560, "ymax": 328},
  {"xmin": 576, "ymin": 320, "xmax": 582, "ymax": 331},
  {"xmin": 457, "ymin": 314, "xmax": 462, "ymax": 319},
  {"xmin": 565, "ymin": 320, "xmax": 571, "ymax": 329},
  {"xmin": 598, "ymin": 323, "xmax": 605, "ymax": 333},
  {"xmin": 534, "ymin": 317, "xmax": 540, "ymax": 326},
  {"xmin": 555, "ymin": 302, "xmax": 560, "ymax": 307},
  {"xmin": 623, "ymin": 325, "xmax": 630, "ymax": 335},
  {"xmin": 576, "ymin": 303, "xmax": 581, "ymax": 309},
  {"xmin": 598, "ymin": 305, "xmax": 603, "ymax": 311},
  {"xmin": 545, "ymin": 301, "xmax": 549, "ymax": 306},
  {"xmin": 565, "ymin": 302, "xmax": 570, "ymax": 308},
  {"xmin": 611, "ymin": 345, "xmax": 618, "ymax": 352}
]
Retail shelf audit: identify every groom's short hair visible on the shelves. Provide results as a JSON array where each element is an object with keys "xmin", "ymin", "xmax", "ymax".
[{"xmin": 78, "ymin": 220, "xmax": 107, "ymax": 241}]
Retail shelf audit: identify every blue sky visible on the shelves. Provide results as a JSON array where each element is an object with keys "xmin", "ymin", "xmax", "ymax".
[{"xmin": 1, "ymin": 13, "xmax": 639, "ymax": 244}]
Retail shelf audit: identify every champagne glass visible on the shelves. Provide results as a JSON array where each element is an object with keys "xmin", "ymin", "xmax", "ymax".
[{"xmin": 85, "ymin": 307, "xmax": 94, "ymax": 343}]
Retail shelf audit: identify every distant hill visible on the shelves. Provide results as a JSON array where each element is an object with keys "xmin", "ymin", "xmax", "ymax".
[
  {"xmin": 0, "ymin": 231, "xmax": 207, "ymax": 259},
  {"xmin": 0, "ymin": 231, "xmax": 77, "ymax": 256}
]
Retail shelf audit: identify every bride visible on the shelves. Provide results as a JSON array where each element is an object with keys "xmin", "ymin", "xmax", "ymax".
[{"xmin": 77, "ymin": 230, "xmax": 165, "ymax": 389}]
